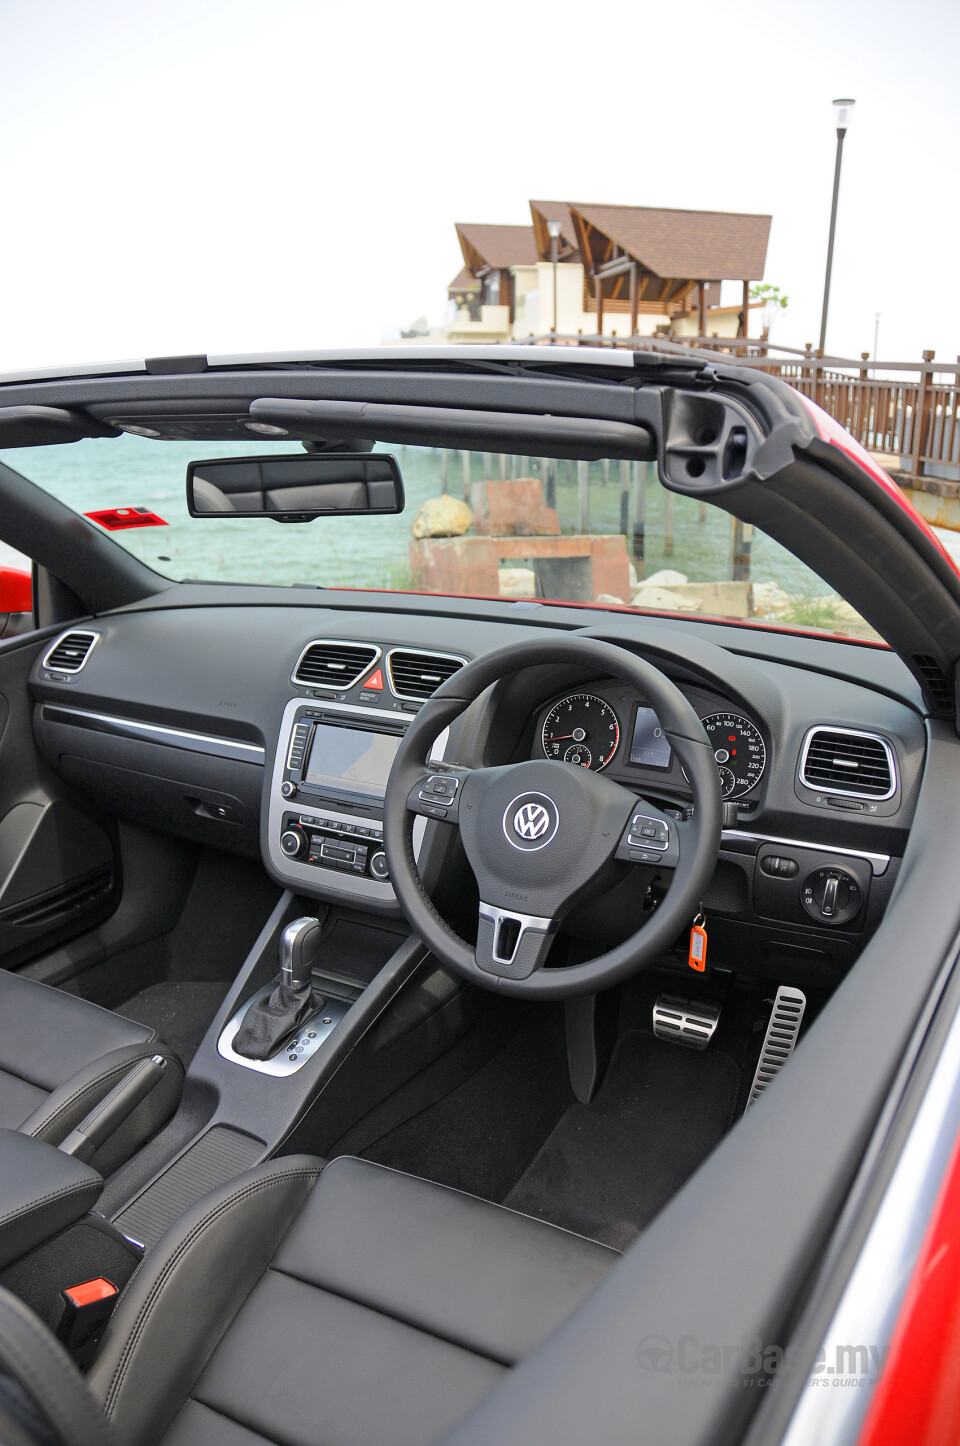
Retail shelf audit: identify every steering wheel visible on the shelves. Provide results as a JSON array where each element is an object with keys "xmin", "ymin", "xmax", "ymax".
[{"xmin": 383, "ymin": 636, "xmax": 721, "ymax": 999}]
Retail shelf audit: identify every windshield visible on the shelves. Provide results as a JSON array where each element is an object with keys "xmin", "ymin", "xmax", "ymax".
[{"xmin": 5, "ymin": 434, "xmax": 881, "ymax": 640}]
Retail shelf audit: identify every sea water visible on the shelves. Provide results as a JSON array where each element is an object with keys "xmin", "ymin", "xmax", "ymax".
[{"xmin": 1, "ymin": 436, "xmax": 833, "ymax": 598}]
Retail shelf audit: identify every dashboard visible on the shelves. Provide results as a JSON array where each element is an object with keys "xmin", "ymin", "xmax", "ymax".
[{"xmin": 26, "ymin": 584, "xmax": 930, "ymax": 987}]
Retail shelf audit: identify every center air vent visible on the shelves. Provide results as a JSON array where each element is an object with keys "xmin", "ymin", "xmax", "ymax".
[
  {"xmin": 42, "ymin": 631, "xmax": 100, "ymax": 675},
  {"xmin": 799, "ymin": 727, "xmax": 896, "ymax": 799},
  {"xmin": 387, "ymin": 649, "xmax": 466, "ymax": 701},
  {"xmin": 292, "ymin": 640, "xmax": 380, "ymax": 690}
]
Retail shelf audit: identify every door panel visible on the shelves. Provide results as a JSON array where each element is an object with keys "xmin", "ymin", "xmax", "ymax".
[{"xmin": 0, "ymin": 631, "xmax": 119, "ymax": 968}]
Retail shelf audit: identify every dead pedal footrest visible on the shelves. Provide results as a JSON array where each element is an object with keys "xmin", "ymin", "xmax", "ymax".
[
  {"xmin": 652, "ymin": 994, "xmax": 721, "ymax": 1050},
  {"xmin": 748, "ymin": 985, "xmax": 807, "ymax": 1106}
]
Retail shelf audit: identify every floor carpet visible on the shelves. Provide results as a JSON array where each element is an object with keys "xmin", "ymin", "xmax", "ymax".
[
  {"xmin": 119, "ymin": 981, "xmax": 230, "ymax": 1065},
  {"xmin": 361, "ymin": 1013, "xmax": 574, "ymax": 1204},
  {"xmin": 504, "ymin": 1029, "xmax": 741, "ymax": 1249}
]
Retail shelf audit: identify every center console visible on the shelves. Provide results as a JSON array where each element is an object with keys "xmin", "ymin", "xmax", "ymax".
[{"xmin": 265, "ymin": 696, "xmax": 441, "ymax": 912}]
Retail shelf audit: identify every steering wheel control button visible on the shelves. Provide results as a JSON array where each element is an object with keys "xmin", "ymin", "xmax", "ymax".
[
  {"xmin": 617, "ymin": 806, "xmax": 680, "ymax": 869},
  {"xmin": 628, "ymin": 814, "xmax": 669, "ymax": 848},
  {"xmin": 503, "ymin": 793, "xmax": 560, "ymax": 852}
]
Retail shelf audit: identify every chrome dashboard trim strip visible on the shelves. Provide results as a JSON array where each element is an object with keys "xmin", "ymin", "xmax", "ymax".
[
  {"xmin": 721, "ymin": 828, "xmax": 891, "ymax": 876},
  {"xmin": 40, "ymin": 704, "xmax": 265, "ymax": 764}
]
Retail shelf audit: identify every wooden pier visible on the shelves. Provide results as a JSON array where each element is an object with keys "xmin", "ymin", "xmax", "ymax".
[{"xmin": 521, "ymin": 333, "xmax": 960, "ymax": 525}]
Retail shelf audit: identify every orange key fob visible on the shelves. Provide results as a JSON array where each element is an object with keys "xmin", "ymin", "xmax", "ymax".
[{"xmin": 688, "ymin": 914, "xmax": 708, "ymax": 972}]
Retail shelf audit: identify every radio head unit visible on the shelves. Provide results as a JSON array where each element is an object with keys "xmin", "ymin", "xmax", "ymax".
[
  {"xmin": 302, "ymin": 721, "xmax": 402, "ymax": 800},
  {"xmin": 268, "ymin": 696, "xmax": 446, "ymax": 912}
]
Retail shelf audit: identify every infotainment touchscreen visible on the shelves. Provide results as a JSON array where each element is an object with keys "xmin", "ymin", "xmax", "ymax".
[
  {"xmin": 628, "ymin": 706, "xmax": 673, "ymax": 769},
  {"xmin": 303, "ymin": 724, "xmax": 402, "ymax": 795}
]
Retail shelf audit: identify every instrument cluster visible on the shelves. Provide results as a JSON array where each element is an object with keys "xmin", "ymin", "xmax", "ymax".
[{"xmin": 538, "ymin": 686, "xmax": 767, "ymax": 802}]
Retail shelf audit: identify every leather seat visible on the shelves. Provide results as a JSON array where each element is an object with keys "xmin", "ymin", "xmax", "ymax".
[
  {"xmin": 0, "ymin": 970, "xmax": 183, "ymax": 1175},
  {"xmin": 0, "ymin": 1154, "xmax": 619, "ymax": 1446}
]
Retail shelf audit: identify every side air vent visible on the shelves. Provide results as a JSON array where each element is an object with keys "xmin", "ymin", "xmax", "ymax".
[
  {"xmin": 42, "ymin": 630, "xmax": 100, "ymax": 675},
  {"xmin": 292, "ymin": 640, "xmax": 380, "ymax": 690},
  {"xmin": 387, "ymin": 649, "xmax": 466, "ymax": 701},
  {"xmin": 799, "ymin": 726, "xmax": 896, "ymax": 799},
  {"xmin": 912, "ymin": 653, "xmax": 955, "ymax": 714}
]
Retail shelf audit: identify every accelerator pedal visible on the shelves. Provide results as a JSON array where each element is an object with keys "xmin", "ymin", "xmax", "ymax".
[
  {"xmin": 652, "ymin": 994, "xmax": 720, "ymax": 1051},
  {"xmin": 747, "ymin": 986, "xmax": 807, "ymax": 1107}
]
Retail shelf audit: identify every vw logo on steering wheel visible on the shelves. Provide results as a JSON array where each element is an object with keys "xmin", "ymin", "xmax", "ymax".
[
  {"xmin": 504, "ymin": 792, "xmax": 559, "ymax": 851},
  {"xmin": 514, "ymin": 803, "xmax": 550, "ymax": 840}
]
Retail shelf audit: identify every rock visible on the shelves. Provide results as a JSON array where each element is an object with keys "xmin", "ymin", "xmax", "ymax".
[
  {"xmin": 631, "ymin": 586, "xmax": 703, "ymax": 613},
  {"xmin": 642, "ymin": 568, "xmax": 688, "ymax": 588},
  {"xmin": 669, "ymin": 581, "xmax": 752, "ymax": 619},
  {"xmin": 595, "ymin": 594, "xmax": 625, "ymax": 606},
  {"xmin": 411, "ymin": 495, "xmax": 474, "ymax": 540},
  {"xmin": 498, "ymin": 566, "xmax": 537, "ymax": 598},
  {"xmin": 633, "ymin": 579, "xmax": 751, "ymax": 618},
  {"xmin": 752, "ymin": 581, "xmax": 793, "ymax": 617}
]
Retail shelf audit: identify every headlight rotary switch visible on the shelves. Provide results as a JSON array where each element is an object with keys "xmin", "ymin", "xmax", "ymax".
[{"xmin": 801, "ymin": 867, "xmax": 860, "ymax": 926}]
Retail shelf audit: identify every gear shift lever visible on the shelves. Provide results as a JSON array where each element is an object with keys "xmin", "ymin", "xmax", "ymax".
[
  {"xmin": 232, "ymin": 917, "xmax": 324, "ymax": 1061},
  {"xmin": 281, "ymin": 917, "xmax": 321, "ymax": 990}
]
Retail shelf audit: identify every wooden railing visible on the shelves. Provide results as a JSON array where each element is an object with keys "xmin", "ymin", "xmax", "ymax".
[{"xmin": 522, "ymin": 334, "xmax": 960, "ymax": 481}]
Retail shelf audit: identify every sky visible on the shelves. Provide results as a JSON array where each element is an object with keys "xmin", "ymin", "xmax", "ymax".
[{"xmin": 1, "ymin": 0, "xmax": 958, "ymax": 373}]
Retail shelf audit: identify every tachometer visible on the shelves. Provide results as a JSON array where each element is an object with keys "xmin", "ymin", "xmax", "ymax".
[
  {"xmin": 542, "ymin": 694, "xmax": 620, "ymax": 771},
  {"xmin": 700, "ymin": 713, "xmax": 766, "ymax": 799}
]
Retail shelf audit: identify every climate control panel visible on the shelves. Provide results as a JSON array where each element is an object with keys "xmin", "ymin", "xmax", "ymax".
[{"xmin": 280, "ymin": 811, "xmax": 388, "ymax": 882}]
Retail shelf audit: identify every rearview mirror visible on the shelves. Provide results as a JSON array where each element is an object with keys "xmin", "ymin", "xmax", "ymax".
[{"xmin": 186, "ymin": 452, "xmax": 404, "ymax": 522}]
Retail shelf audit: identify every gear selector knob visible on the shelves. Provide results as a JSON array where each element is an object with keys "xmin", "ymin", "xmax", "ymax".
[{"xmin": 280, "ymin": 917, "xmax": 322, "ymax": 990}]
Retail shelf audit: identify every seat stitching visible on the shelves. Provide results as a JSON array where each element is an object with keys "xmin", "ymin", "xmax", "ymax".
[
  {"xmin": 0, "ymin": 1177, "xmax": 100, "ymax": 1234},
  {"xmin": 0, "ymin": 1303, "xmax": 110, "ymax": 1446},
  {"xmin": 266, "ymin": 1264, "xmax": 514, "ymax": 1367},
  {"xmin": 103, "ymin": 1166, "xmax": 322, "ymax": 1416}
]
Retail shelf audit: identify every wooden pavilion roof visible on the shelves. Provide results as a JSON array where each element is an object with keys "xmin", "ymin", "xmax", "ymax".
[
  {"xmin": 455, "ymin": 223, "xmax": 538, "ymax": 274},
  {"xmin": 529, "ymin": 201, "xmax": 580, "ymax": 261},
  {"xmin": 570, "ymin": 203, "xmax": 771, "ymax": 281}
]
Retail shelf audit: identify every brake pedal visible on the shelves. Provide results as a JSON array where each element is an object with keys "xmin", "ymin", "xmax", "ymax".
[
  {"xmin": 747, "ymin": 986, "xmax": 807, "ymax": 1106},
  {"xmin": 652, "ymin": 994, "xmax": 720, "ymax": 1050}
]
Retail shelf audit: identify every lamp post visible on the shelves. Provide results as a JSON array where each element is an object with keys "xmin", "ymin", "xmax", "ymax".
[
  {"xmin": 547, "ymin": 219, "xmax": 562, "ymax": 334},
  {"xmin": 818, "ymin": 97, "xmax": 855, "ymax": 354}
]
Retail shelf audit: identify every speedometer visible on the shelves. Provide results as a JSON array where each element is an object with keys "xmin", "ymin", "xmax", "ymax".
[
  {"xmin": 542, "ymin": 694, "xmax": 620, "ymax": 771},
  {"xmin": 700, "ymin": 713, "xmax": 766, "ymax": 799}
]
